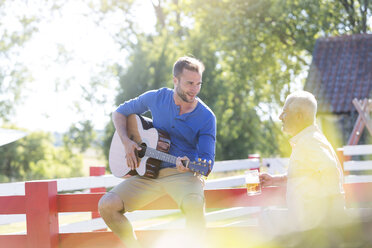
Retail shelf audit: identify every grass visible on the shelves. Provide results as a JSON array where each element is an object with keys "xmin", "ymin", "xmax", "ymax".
[
  {"xmin": 0, "ymin": 220, "xmax": 26, "ymax": 234},
  {"xmin": 80, "ymin": 147, "xmax": 107, "ymax": 176}
]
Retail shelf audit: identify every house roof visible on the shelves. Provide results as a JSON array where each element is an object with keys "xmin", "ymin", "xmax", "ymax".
[{"xmin": 304, "ymin": 34, "xmax": 372, "ymax": 114}]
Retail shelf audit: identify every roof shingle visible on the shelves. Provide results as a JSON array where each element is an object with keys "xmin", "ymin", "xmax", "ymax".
[{"xmin": 305, "ymin": 34, "xmax": 372, "ymax": 114}]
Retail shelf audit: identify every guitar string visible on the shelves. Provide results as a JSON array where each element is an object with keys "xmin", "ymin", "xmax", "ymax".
[
  {"xmin": 137, "ymin": 145, "xmax": 210, "ymax": 175},
  {"xmin": 139, "ymin": 145, "xmax": 177, "ymax": 164},
  {"xmin": 138, "ymin": 145, "xmax": 208, "ymax": 168}
]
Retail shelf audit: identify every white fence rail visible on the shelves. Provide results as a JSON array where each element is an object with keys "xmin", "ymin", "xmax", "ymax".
[
  {"xmin": 1, "ymin": 156, "xmax": 371, "ymax": 196},
  {"xmin": 1, "ymin": 156, "xmax": 372, "ymax": 234},
  {"xmin": 0, "ymin": 158, "xmax": 262, "ymax": 196},
  {"xmin": 343, "ymin": 144, "xmax": 372, "ymax": 156},
  {"xmin": 0, "ymin": 175, "xmax": 123, "ymax": 196},
  {"xmin": 342, "ymin": 144, "xmax": 372, "ymax": 172},
  {"xmin": 212, "ymin": 159, "xmax": 259, "ymax": 172}
]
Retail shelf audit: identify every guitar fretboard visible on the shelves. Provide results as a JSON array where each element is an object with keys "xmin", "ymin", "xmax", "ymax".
[{"xmin": 144, "ymin": 146, "xmax": 178, "ymax": 165}]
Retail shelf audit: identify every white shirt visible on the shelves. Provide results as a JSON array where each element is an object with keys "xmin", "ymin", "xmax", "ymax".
[{"xmin": 286, "ymin": 124, "xmax": 345, "ymax": 230}]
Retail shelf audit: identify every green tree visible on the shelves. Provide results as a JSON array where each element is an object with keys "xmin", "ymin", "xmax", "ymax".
[
  {"xmin": 185, "ymin": 0, "xmax": 371, "ymax": 157},
  {"xmin": 100, "ymin": 0, "xmax": 286, "ymax": 161},
  {"xmin": 63, "ymin": 120, "xmax": 97, "ymax": 153},
  {"xmin": 0, "ymin": 1, "xmax": 39, "ymax": 120},
  {"xmin": 0, "ymin": 127, "xmax": 83, "ymax": 182},
  {"xmin": 99, "ymin": 0, "xmax": 371, "ymax": 162}
]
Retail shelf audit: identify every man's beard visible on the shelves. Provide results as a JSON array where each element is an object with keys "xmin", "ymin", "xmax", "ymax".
[{"xmin": 176, "ymin": 87, "xmax": 194, "ymax": 103}]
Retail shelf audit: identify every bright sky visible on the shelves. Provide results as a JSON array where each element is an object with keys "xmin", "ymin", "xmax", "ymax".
[{"xmin": 5, "ymin": 0, "xmax": 155, "ymax": 133}]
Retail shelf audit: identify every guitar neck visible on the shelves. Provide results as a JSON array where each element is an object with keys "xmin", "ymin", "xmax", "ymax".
[
  {"xmin": 143, "ymin": 143, "xmax": 210, "ymax": 176},
  {"xmin": 144, "ymin": 146, "xmax": 178, "ymax": 165}
]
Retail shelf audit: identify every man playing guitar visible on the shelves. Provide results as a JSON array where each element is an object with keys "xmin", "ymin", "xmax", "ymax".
[{"xmin": 98, "ymin": 56, "xmax": 216, "ymax": 247}]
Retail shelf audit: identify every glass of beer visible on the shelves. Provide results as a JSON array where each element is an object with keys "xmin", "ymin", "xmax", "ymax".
[{"xmin": 245, "ymin": 169, "xmax": 261, "ymax": 195}]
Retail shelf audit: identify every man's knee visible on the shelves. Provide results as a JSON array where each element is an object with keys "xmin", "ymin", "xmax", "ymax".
[
  {"xmin": 181, "ymin": 194, "xmax": 204, "ymax": 213},
  {"xmin": 98, "ymin": 192, "xmax": 125, "ymax": 217}
]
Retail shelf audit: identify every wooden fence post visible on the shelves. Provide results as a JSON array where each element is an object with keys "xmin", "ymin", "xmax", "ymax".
[
  {"xmin": 336, "ymin": 148, "xmax": 350, "ymax": 175},
  {"xmin": 248, "ymin": 154, "xmax": 261, "ymax": 171},
  {"xmin": 90, "ymin": 166, "xmax": 106, "ymax": 219},
  {"xmin": 25, "ymin": 181, "xmax": 59, "ymax": 248},
  {"xmin": 90, "ymin": 166, "xmax": 107, "ymax": 232}
]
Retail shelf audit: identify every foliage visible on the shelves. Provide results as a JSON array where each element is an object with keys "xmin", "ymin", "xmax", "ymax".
[
  {"xmin": 102, "ymin": 120, "xmax": 115, "ymax": 167},
  {"xmin": 0, "ymin": 127, "xmax": 83, "ymax": 183},
  {"xmin": 0, "ymin": 1, "xmax": 39, "ymax": 120},
  {"xmin": 103, "ymin": 0, "xmax": 372, "ymax": 160},
  {"xmin": 63, "ymin": 120, "xmax": 97, "ymax": 153},
  {"xmin": 2, "ymin": 0, "xmax": 370, "ymax": 174},
  {"xmin": 44, "ymin": 0, "xmax": 372, "ymax": 161},
  {"xmin": 187, "ymin": 0, "xmax": 370, "ymax": 157}
]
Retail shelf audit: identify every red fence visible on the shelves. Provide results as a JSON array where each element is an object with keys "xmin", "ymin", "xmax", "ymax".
[{"xmin": 0, "ymin": 181, "xmax": 371, "ymax": 248}]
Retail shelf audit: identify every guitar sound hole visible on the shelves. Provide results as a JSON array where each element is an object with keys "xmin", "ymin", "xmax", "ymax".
[{"xmin": 137, "ymin": 143, "xmax": 146, "ymax": 158}]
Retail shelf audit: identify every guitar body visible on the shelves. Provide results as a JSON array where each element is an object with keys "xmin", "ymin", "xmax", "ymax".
[{"xmin": 109, "ymin": 114, "xmax": 170, "ymax": 179}]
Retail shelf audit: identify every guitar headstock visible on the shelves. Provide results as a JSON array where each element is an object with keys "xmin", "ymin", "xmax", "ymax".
[{"xmin": 188, "ymin": 158, "xmax": 212, "ymax": 176}]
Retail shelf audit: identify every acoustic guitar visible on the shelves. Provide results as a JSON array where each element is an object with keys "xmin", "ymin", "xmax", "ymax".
[{"xmin": 109, "ymin": 114, "xmax": 212, "ymax": 179}]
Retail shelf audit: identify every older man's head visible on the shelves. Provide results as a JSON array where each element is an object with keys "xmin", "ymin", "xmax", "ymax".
[{"xmin": 279, "ymin": 91, "xmax": 317, "ymax": 136}]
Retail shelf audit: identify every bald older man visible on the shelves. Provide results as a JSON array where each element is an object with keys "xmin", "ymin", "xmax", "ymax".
[{"xmin": 259, "ymin": 91, "xmax": 345, "ymax": 234}]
